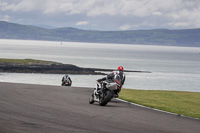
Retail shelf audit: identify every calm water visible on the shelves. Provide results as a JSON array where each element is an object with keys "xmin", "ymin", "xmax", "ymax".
[{"xmin": 0, "ymin": 39, "xmax": 200, "ymax": 92}]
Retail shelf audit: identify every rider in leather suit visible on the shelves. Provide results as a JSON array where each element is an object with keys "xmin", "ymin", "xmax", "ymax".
[{"xmin": 98, "ymin": 66, "xmax": 125, "ymax": 97}]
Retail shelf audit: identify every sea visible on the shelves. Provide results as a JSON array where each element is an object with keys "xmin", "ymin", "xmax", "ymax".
[{"xmin": 0, "ymin": 39, "xmax": 200, "ymax": 92}]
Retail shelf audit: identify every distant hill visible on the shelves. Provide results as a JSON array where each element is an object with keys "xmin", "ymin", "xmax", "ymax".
[{"xmin": 0, "ymin": 21, "xmax": 200, "ymax": 47}]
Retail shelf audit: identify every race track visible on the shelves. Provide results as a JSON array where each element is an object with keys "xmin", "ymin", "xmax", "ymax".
[{"xmin": 0, "ymin": 82, "xmax": 199, "ymax": 133}]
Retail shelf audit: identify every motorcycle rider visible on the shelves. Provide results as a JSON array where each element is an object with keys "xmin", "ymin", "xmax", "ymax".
[
  {"xmin": 61, "ymin": 74, "xmax": 72, "ymax": 86},
  {"xmin": 97, "ymin": 66, "xmax": 125, "ymax": 97}
]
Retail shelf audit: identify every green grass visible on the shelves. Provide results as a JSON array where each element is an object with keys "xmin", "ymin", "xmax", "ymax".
[
  {"xmin": 0, "ymin": 58, "xmax": 61, "ymax": 65},
  {"xmin": 119, "ymin": 89, "xmax": 200, "ymax": 119}
]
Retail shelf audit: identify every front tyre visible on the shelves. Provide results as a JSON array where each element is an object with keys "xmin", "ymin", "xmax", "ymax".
[
  {"xmin": 89, "ymin": 93, "xmax": 95, "ymax": 104},
  {"xmin": 99, "ymin": 90, "xmax": 113, "ymax": 106}
]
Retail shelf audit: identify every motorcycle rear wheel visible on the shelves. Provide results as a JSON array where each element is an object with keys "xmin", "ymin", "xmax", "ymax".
[{"xmin": 99, "ymin": 90, "xmax": 113, "ymax": 106}]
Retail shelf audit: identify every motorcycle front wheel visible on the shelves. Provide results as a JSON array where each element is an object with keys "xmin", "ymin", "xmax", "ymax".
[
  {"xmin": 99, "ymin": 90, "xmax": 113, "ymax": 106},
  {"xmin": 89, "ymin": 93, "xmax": 95, "ymax": 104}
]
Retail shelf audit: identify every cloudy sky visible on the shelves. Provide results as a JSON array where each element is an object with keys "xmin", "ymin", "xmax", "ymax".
[{"xmin": 0, "ymin": 0, "xmax": 200, "ymax": 30}]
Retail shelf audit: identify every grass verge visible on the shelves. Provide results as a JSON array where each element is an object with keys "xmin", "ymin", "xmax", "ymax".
[{"xmin": 119, "ymin": 89, "xmax": 200, "ymax": 119}]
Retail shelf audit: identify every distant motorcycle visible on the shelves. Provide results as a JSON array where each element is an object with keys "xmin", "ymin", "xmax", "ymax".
[
  {"xmin": 61, "ymin": 74, "xmax": 72, "ymax": 86},
  {"xmin": 89, "ymin": 80, "xmax": 119, "ymax": 106},
  {"xmin": 61, "ymin": 80, "xmax": 72, "ymax": 86}
]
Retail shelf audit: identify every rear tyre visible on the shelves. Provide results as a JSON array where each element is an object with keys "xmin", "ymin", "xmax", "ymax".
[
  {"xmin": 89, "ymin": 93, "xmax": 95, "ymax": 104},
  {"xmin": 99, "ymin": 90, "xmax": 113, "ymax": 106}
]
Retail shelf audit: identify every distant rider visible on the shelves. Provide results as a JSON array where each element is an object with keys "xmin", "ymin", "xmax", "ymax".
[
  {"xmin": 97, "ymin": 66, "xmax": 125, "ymax": 97},
  {"xmin": 62, "ymin": 74, "xmax": 72, "ymax": 86}
]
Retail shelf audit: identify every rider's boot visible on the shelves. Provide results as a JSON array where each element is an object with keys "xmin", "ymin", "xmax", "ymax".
[
  {"xmin": 97, "ymin": 87, "xmax": 103, "ymax": 94},
  {"xmin": 114, "ymin": 91, "xmax": 119, "ymax": 98}
]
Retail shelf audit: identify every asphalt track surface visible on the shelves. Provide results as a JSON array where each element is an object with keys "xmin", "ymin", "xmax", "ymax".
[{"xmin": 0, "ymin": 82, "xmax": 199, "ymax": 133}]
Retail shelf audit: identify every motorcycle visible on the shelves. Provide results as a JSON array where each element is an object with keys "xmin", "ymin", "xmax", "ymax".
[
  {"xmin": 89, "ymin": 80, "xmax": 119, "ymax": 106},
  {"xmin": 61, "ymin": 80, "xmax": 72, "ymax": 86}
]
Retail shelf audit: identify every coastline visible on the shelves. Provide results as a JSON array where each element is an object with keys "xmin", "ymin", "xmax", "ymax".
[
  {"xmin": 0, "ymin": 62, "xmax": 103, "ymax": 75},
  {"xmin": 0, "ymin": 58, "xmax": 150, "ymax": 75}
]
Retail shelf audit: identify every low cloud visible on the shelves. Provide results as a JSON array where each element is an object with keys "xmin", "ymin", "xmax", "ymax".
[
  {"xmin": 120, "ymin": 24, "xmax": 132, "ymax": 30},
  {"xmin": 168, "ymin": 22, "xmax": 190, "ymax": 27},
  {"xmin": 75, "ymin": 21, "xmax": 89, "ymax": 26},
  {"xmin": 0, "ymin": 14, "xmax": 10, "ymax": 21}
]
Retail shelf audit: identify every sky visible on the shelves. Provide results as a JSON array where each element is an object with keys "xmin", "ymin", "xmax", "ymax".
[{"xmin": 0, "ymin": 0, "xmax": 200, "ymax": 31}]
